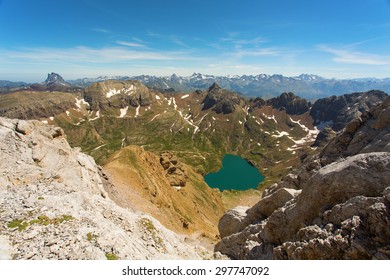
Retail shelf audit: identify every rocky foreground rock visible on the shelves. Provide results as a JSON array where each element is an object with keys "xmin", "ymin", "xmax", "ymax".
[
  {"xmin": 0, "ymin": 117, "xmax": 209, "ymax": 260},
  {"xmin": 215, "ymin": 96, "xmax": 390, "ymax": 259}
]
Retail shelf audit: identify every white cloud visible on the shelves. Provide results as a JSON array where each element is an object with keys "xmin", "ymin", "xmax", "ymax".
[
  {"xmin": 0, "ymin": 46, "xmax": 196, "ymax": 64},
  {"xmin": 89, "ymin": 28, "xmax": 111, "ymax": 34},
  {"xmin": 319, "ymin": 45, "xmax": 390, "ymax": 65},
  {"xmin": 116, "ymin": 40, "xmax": 146, "ymax": 48}
]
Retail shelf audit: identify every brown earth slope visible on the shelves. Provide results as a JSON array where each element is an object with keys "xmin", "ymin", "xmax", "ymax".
[{"xmin": 103, "ymin": 145, "xmax": 225, "ymax": 244}]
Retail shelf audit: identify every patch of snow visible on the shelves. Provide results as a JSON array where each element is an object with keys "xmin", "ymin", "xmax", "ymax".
[
  {"xmin": 264, "ymin": 114, "xmax": 277, "ymax": 123},
  {"xmin": 255, "ymin": 119, "xmax": 263, "ymax": 126},
  {"xmin": 93, "ymin": 144, "xmax": 107, "ymax": 151},
  {"xmin": 106, "ymin": 88, "xmax": 121, "ymax": 98},
  {"xmin": 170, "ymin": 121, "xmax": 177, "ymax": 132},
  {"xmin": 287, "ymin": 126, "xmax": 320, "ymax": 145},
  {"xmin": 150, "ymin": 114, "xmax": 160, "ymax": 122},
  {"xmin": 315, "ymin": 120, "xmax": 333, "ymax": 130},
  {"xmin": 204, "ymin": 122, "xmax": 212, "ymax": 131},
  {"xmin": 238, "ymin": 120, "xmax": 243, "ymax": 125},
  {"xmin": 212, "ymin": 116, "xmax": 216, "ymax": 121},
  {"xmin": 65, "ymin": 111, "xmax": 70, "ymax": 116},
  {"xmin": 75, "ymin": 118, "xmax": 85, "ymax": 125},
  {"xmin": 90, "ymin": 111, "xmax": 100, "ymax": 121},
  {"xmin": 75, "ymin": 98, "xmax": 90, "ymax": 110},
  {"xmin": 257, "ymin": 143, "xmax": 261, "ymax": 146},
  {"xmin": 172, "ymin": 97, "xmax": 177, "ymax": 110},
  {"xmin": 119, "ymin": 106, "xmax": 128, "ymax": 118},
  {"xmin": 124, "ymin": 84, "xmax": 135, "ymax": 95},
  {"xmin": 272, "ymin": 131, "xmax": 290, "ymax": 138},
  {"xmin": 135, "ymin": 105, "xmax": 140, "ymax": 117},
  {"xmin": 49, "ymin": 117, "xmax": 54, "ymax": 121},
  {"xmin": 181, "ymin": 94, "xmax": 189, "ymax": 99},
  {"xmin": 155, "ymin": 95, "xmax": 161, "ymax": 100},
  {"xmin": 41, "ymin": 120, "xmax": 48, "ymax": 124}
]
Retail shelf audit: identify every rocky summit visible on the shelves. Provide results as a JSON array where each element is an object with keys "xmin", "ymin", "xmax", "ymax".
[
  {"xmin": 0, "ymin": 117, "xmax": 211, "ymax": 260},
  {"xmin": 215, "ymin": 96, "xmax": 390, "ymax": 260}
]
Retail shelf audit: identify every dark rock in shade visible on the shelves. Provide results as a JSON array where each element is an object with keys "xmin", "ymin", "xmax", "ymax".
[
  {"xmin": 266, "ymin": 92, "xmax": 310, "ymax": 115},
  {"xmin": 250, "ymin": 97, "xmax": 266, "ymax": 109},
  {"xmin": 319, "ymin": 96, "xmax": 390, "ymax": 165},
  {"xmin": 44, "ymin": 72, "xmax": 68, "ymax": 86},
  {"xmin": 312, "ymin": 126, "xmax": 336, "ymax": 147},
  {"xmin": 202, "ymin": 82, "xmax": 244, "ymax": 114},
  {"xmin": 310, "ymin": 90, "xmax": 388, "ymax": 131}
]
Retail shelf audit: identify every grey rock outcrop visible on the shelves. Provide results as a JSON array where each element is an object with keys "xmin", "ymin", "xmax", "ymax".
[
  {"xmin": 0, "ymin": 117, "xmax": 208, "ymax": 260},
  {"xmin": 320, "ymin": 96, "xmax": 390, "ymax": 165},
  {"xmin": 218, "ymin": 206, "xmax": 249, "ymax": 238},
  {"xmin": 310, "ymin": 90, "xmax": 387, "ymax": 131},
  {"xmin": 215, "ymin": 97, "xmax": 390, "ymax": 260}
]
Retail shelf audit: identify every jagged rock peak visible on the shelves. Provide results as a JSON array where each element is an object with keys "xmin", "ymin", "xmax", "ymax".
[
  {"xmin": 267, "ymin": 92, "xmax": 310, "ymax": 115},
  {"xmin": 44, "ymin": 72, "xmax": 67, "ymax": 85},
  {"xmin": 202, "ymin": 83, "xmax": 243, "ymax": 114},
  {"xmin": 209, "ymin": 82, "xmax": 221, "ymax": 91}
]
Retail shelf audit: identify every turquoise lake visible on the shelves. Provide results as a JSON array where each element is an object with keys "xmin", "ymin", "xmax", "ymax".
[{"xmin": 204, "ymin": 154, "xmax": 265, "ymax": 191}]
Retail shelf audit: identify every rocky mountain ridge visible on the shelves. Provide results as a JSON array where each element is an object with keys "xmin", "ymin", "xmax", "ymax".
[
  {"xmin": 0, "ymin": 80, "xmax": 387, "ymax": 185},
  {"xmin": 215, "ymin": 96, "xmax": 390, "ymax": 259},
  {"xmin": 69, "ymin": 72, "xmax": 390, "ymax": 99},
  {"xmin": 0, "ymin": 117, "xmax": 211, "ymax": 259},
  {"xmin": 4, "ymin": 72, "xmax": 390, "ymax": 99}
]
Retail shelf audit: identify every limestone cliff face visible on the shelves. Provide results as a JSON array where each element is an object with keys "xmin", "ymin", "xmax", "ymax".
[
  {"xmin": 0, "ymin": 117, "xmax": 209, "ymax": 260},
  {"xmin": 215, "ymin": 97, "xmax": 390, "ymax": 260}
]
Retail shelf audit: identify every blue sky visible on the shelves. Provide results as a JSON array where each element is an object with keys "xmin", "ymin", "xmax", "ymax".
[{"xmin": 1, "ymin": 0, "xmax": 390, "ymax": 81}]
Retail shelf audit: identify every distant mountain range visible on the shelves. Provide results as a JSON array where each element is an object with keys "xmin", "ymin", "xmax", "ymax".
[
  {"xmin": 69, "ymin": 73, "xmax": 390, "ymax": 99},
  {"xmin": 2, "ymin": 72, "xmax": 390, "ymax": 99}
]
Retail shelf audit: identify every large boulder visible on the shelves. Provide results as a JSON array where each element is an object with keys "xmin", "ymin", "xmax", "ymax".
[{"xmin": 218, "ymin": 206, "xmax": 249, "ymax": 238}]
